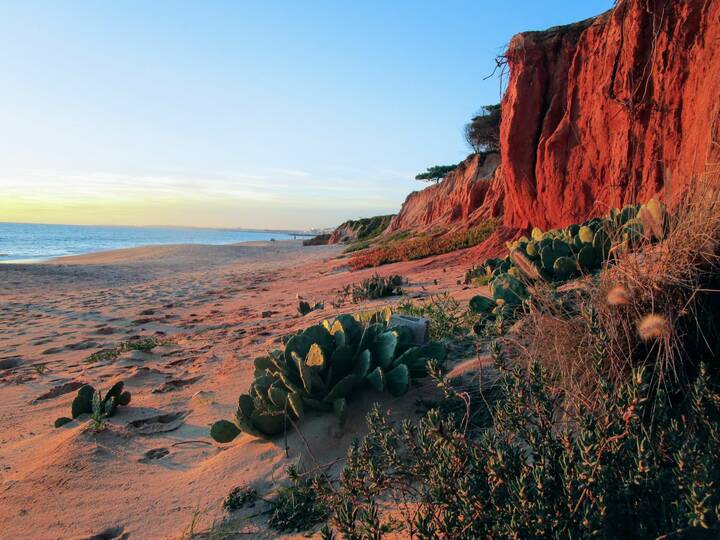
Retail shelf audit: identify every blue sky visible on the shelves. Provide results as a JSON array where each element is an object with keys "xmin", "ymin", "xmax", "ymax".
[{"xmin": 0, "ymin": 0, "xmax": 612, "ymax": 229}]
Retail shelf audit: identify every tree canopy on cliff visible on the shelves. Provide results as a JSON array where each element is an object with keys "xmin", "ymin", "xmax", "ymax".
[
  {"xmin": 415, "ymin": 164, "xmax": 458, "ymax": 184},
  {"xmin": 465, "ymin": 103, "xmax": 501, "ymax": 153}
]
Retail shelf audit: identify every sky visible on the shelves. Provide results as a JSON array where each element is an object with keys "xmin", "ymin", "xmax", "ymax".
[{"xmin": 0, "ymin": 0, "xmax": 612, "ymax": 230}]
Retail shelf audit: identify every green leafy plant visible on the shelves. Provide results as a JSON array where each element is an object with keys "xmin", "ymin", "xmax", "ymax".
[
  {"xmin": 414, "ymin": 164, "xmax": 458, "ymax": 184},
  {"xmin": 209, "ymin": 314, "xmax": 446, "ymax": 442},
  {"xmin": 396, "ymin": 293, "xmax": 477, "ymax": 341},
  {"xmin": 464, "ymin": 199, "xmax": 670, "ymax": 326},
  {"xmin": 350, "ymin": 221, "xmax": 497, "ymax": 269}
]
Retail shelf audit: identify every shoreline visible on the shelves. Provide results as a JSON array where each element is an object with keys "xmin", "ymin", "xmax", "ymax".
[{"xmin": 0, "ymin": 238, "xmax": 305, "ymax": 266}]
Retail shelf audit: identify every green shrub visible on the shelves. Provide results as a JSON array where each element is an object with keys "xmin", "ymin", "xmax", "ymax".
[
  {"xmin": 396, "ymin": 293, "xmax": 478, "ymax": 341},
  {"xmin": 350, "ymin": 221, "xmax": 497, "ymax": 269},
  {"xmin": 222, "ymin": 485, "xmax": 257, "ymax": 512},
  {"xmin": 327, "ymin": 341, "xmax": 720, "ymax": 539},
  {"xmin": 267, "ymin": 466, "xmax": 331, "ymax": 533}
]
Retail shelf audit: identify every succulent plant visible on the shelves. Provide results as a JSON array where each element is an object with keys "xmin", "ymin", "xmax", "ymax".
[
  {"xmin": 490, "ymin": 274, "xmax": 528, "ymax": 306},
  {"xmin": 56, "ymin": 381, "xmax": 131, "ymax": 427},
  {"xmin": 552, "ymin": 256, "xmax": 577, "ymax": 281},
  {"xmin": 465, "ymin": 198, "xmax": 671, "ymax": 319},
  {"xmin": 469, "ymin": 295, "xmax": 496, "ymax": 314},
  {"xmin": 578, "ymin": 225, "xmax": 594, "ymax": 244},
  {"xmin": 210, "ymin": 314, "xmax": 446, "ymax": 442},
  {"xmin": 298, "ymin": 300, "xmax": 324, "ymax": 316},
  {"xmin": 577, "ymin": 245, "xmax": 600, "ymax": 271}
]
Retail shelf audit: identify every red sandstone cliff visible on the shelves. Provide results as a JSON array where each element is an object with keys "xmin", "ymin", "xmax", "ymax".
[
  {"xmin": 387, "ymin": 152, "xmax": 502, "ymax": 232},
  {"xmin": 392, "ymin": 0, "xmax": 720, "ymax": 234}
]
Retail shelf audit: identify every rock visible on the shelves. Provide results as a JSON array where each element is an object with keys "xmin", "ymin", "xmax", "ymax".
[
  {"xmin": 191, "ymin": 390, "xmax": 215, "ymax": 404},
  {"xmin": 123, "ymin": 350, "xmax": 154, "ymax": 362},
  {"xmin": 387, "ymin": 0, "xmax": 720, "ymax": 237},
  {"xmin": 389, "ymin": 314, "xmax": 429, "ymax": 344},
  {"xmin": 261, "ymin": 310, "xmax": 273, "ymax": 318},
  {"xmin": 387, "ymin": 153, "xmax": 501, "ymax": 233},
  {"xmin": 500, "ymin": 1, "xmax": 720, "ymax": 230}
]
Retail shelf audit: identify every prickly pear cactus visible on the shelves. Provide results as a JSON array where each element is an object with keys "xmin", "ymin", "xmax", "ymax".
[
  {"xmin": 57, "ymin": 381, "xmax": 132, "ymax": 428},
  {"xmin": 210, "ymin": 314, "xmax": 447, "ymax": 442}
]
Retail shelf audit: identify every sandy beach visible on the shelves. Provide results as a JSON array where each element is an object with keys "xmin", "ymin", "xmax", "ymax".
[{"xmin": 0, "ymin": 240, "xmax": 479, "ymax": 539}]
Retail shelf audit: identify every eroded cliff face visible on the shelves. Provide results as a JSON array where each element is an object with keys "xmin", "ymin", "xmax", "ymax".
[
  {"xmin": 392, "ymin": 0, "xmax": 720, "ymax": 236},
  {"xmin": 502, "ymin": 0, "xmax": 720, "ymax": 229},
  {"xmin": 387, "ymin": 152, "xmax": 502, "ymax": 232}
]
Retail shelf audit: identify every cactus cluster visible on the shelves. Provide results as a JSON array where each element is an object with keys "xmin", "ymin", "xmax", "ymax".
[
  {"xmin": 210, "ymin": 313, "xmax": 446, "ymax": 442},
  {"xmin": 54, "ymin": 381, "xmax": 132, "ymax": 427},
  {"xmin": 467, "ymin": 199, "xmax": 669, "ymax": 320}
]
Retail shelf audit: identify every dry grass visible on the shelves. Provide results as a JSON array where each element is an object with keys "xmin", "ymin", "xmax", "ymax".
[{"xmin": 506, "ymin": 177, "xmax": 720, "ymax": 410}]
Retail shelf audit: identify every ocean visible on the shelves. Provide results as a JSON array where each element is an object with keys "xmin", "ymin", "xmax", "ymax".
[{"xmin": 0, "ymin": 222, "xmax": 298, "ymax": 262}]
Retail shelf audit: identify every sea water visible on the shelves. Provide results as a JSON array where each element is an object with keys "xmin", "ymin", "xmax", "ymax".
[{"xmin": 0, "ymin": 222, "xmax": 297, "ymax": 262}]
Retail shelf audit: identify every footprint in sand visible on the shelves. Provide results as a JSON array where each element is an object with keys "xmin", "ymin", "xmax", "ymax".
[
  {"xmin": 127, "ymin": 411, "xmax": 189, "ymax": 435},
  {"xmin": 139, "ymin": 447, "xmax": 170, "ymax": 462}
]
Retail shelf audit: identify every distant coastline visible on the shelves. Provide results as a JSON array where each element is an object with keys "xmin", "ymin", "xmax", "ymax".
[{"xmin": 0, "ymin": 222, "xmax": 309, "ymax": 263}]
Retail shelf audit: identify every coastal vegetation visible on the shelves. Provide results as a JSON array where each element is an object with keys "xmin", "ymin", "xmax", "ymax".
[
  {"xmin": 207, "ymin": 184, "xmax": 720, "ymax": 538},
  {"xmin": 344, "ymin": 273, "xmax": 404, "ymax": 303},
  {"xmin": 465, "ymin": 103, "xmax": 501, "ymax": 153},
  {"xmin": 54, "ymin": 381, "xmax": 132, "ymax": 428},
  {"xmin": 349, "ymin": 220, "xmax": 497, "ymax": 269},
  {"xmin": 209, "ymin": 313, "xmax": 447, "ymax": 442},
  {"xmin": 414, "ymin": 164, "xmax": 458, "ymax": 184},
  {"xmin": 85, "ymin": 336, "xmax": 170, "ymax": 363}
]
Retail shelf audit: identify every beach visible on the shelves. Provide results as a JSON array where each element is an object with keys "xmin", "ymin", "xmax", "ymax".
[{"xmin": 0, "ymin": 239, "xmax": 477, "ymax": 539}]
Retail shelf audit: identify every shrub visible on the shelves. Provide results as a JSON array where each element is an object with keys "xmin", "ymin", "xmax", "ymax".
[
  {"xmin": 415, "ymin": 164, "xmax": 458, "ymax": 184},
  {"xmin": 327, "ymin": 343, "xmax": 720, "ymax": 539},
  {"xmin": 267, "ymin": 466, "xmax": 331, "ymax": 533},
  {"xmin": 465, "ymin": 104, "xmax": 501, "ymax": 153},
  {"xmin": 222, "ymin": 485, "xmax": 257, "ymax": 512},
  {"xmin": 349, "ymin": 274, "xmax": 403, "ymax": 303},
  {"xmin": 396, "ymin": 293, "xmax": 478, "ymax": 341},
  {"xmin": 86, "ymin": 336, "xmax": 171, "ymax": 363}
]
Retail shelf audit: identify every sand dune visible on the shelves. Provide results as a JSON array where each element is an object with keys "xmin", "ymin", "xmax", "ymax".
[{"xmin": 0, "ymin": 240, "xmax": 478, "ymax": 539}]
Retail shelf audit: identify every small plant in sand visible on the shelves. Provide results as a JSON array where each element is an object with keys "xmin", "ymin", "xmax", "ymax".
[
  {"xmin": 89, "ymin": 390, "xmax": 112, "ymax": 431},
  {"xmin": 298, "ymin": 299, "xmax": 324, "ymax": 316},
  {"xmin": 349, "ymin": 273, "xmax": 404, "ymax": 303},
  {"xmin": 209, "ymin": 312, "xmax": 446, "ymax": 442},
  {"xmin": 54, "ymin": 381, "xmax": 132, "ymax": 428},
  {"xmin": 267, "ymin": 466, "xmax": 331, "ymax": 533},
  {"xmin": 85, "ymin": 336, "xmax": 172, "ymax": 363},
  {"xmin": 222, "ymin": 485, "xmax": 258, "ymax": 512}
]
